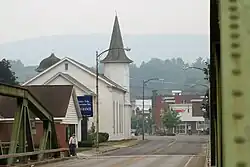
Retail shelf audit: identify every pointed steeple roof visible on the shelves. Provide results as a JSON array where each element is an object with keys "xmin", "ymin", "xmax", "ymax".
[{"xmin": 101, "ymin": 16, "xmax": 133, "ymax": 64}]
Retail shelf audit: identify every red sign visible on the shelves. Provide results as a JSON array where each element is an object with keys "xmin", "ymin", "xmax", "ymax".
[{"xmin": 175, "ymin": 109, "xmax": 185, "ymax": 112}]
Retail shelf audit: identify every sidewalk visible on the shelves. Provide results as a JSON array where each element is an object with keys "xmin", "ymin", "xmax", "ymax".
[
  {"xmin": 77, "ymin": 139, "xmax": 141, "ymax": 157},
  {"xmin": 204, "ymin": 140, "xmax": 211, "ymax": 167}
]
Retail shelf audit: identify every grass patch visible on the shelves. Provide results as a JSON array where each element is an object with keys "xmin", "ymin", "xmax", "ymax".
[{"xmin": 76, "ymin": 147, "xmax": 92, "ymax": 152}]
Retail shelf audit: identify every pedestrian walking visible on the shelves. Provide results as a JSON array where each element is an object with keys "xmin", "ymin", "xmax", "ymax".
[{"xmin": 69, "ymin": 133, "xmax": 78, "ymax": 156}]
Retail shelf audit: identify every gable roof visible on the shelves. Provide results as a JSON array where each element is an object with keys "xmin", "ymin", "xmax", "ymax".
[
  {"xmin": 22, "ymin": 57, "xmax": 126, "ymax": 92},
  {"xmin": 100, "ymin": 16, "xmax": 133, "ymax": 64},
  {"xmin": 44, "ymin": 72, "xmax": 95, "ymax": 95},
  {"xmin": 0, "ymin": 85, "xmax": 73, "ymax": 118}
]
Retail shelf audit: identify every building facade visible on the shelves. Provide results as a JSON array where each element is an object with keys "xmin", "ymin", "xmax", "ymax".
[
  {"xmin": 154, "ymin": 90, "xmax": 206, "ymax": 134},
  {"xmin": 22, "ymin": 15, "xmax": 133, "ymax": 140}
]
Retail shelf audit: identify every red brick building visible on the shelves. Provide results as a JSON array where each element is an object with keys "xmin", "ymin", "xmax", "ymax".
[{"xmin": 154, "ymin": 90, "xmax": 206, "ymax": 134}]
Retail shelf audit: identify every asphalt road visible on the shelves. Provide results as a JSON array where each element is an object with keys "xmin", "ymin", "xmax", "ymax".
[
  {"xmin": 104, "ymin": 135, "xmax": 208, "ymax": 156},
  {"xmin": 41, "ymin": 135, "xmax": 208, "ymax": 167}
]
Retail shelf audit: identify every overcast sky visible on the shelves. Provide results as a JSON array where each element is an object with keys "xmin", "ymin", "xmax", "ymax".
[{"xmin": 0, "ymin": 0, "xmax": 209, "ymax": 44}]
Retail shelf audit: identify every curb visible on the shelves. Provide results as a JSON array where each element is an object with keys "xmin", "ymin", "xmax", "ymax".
[
  {"xmin": 204, "ymin": 142, "xmax": 210, "ymax": 167},
  {"xmin": 98, "ymin": 140, "xmax": 141, "ymax": 154},
  {"xmin": 99, "ymin": 147, "xmax": 120, "ymax": 154}
]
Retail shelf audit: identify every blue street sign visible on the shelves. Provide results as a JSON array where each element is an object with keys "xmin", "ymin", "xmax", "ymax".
[{"xmin": 77, "ymin": 95, "xmax": 93, "ymax": 117}]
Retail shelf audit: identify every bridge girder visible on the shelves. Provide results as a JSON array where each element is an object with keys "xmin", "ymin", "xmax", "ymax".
[{"xmin": 0, "ymin": 83, "xmax": 58, "ymax": 165}]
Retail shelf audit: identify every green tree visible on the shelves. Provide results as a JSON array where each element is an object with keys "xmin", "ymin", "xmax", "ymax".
[
  {"xmin": 162, "ymin": 108, "xmax": 181, "ymax": 132},
  {"xmin": 0, "ymin": 59, "xmax": 18, "ymax": 85},
  {"xmin": 131, "ymin": 115, "xmax": 138, "ymax": 129}
]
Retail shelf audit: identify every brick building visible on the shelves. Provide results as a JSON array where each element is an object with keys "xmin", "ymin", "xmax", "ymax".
[{"xmin": 154, "ymin": 90, "xmax": 206, "ymax": 134}]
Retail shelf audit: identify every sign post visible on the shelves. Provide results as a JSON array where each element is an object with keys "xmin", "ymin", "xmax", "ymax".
[
  {"xmin": 77, "ymin": 95, "xmax": 93, "ymax": 117},
  {"xmin": 77, "ymin": 95, "xmax": 93, "ymax": 141}
]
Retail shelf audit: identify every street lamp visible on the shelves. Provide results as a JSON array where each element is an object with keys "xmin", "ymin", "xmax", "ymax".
[
  {"xmin": 142, "ymin": 78, "xmax": 164, "ymax": 140},
  {"xmin": 183, "ymin": 66, "xmax": 206, "ymax": 72},
  {"xmin": 95, "ymin": 47, "xmax": 131, "ymax": 150},
  {"xmin": 190, "ymin": 83, "xmax": 209, "ymax": 89}
]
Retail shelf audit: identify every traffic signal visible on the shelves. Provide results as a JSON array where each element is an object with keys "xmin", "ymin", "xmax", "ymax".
[
  {"xmin": 203, "ymin": 62, "xmax": 210, "ymax": 80},
  {"xmin": 201, "ymin": 103, "xmax": 209, "ymax": 118},
  {"xmin": 203, "ymin": 109, "xmax": 209, "ymax": 118},
  {"xmin": 201, "ymin": 93, "xmax": 209, "ymax": 118}
]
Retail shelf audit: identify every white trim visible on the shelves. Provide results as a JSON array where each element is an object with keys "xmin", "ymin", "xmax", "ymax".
[
  {"xmin": 163, "ymin": 97, "xmax": 175, "ymax": 100},
  {"xmin": 22, "ymin": 57, "xmax": 125, "ymax": 91},
  {"xmin": 165, "ymin": 100, "xmax": 175, "ymax": 103},
  {"xmin": 169, "ymin": 103, "xmax": 192, "ymax": 107},
  {"xmin": 172, "ymin": 90, "xmax": 182, "ymax": 93},
  {"xmin": 191, "ymin": 99, "xmax": 203, "ymax": 102},
  {"xmin": 0, "ymin": 117, "xmax": 65, "ymax": 121},
  {"xmin": 43, "ymin": 72, "xmax": 94, "ymax": 95}
]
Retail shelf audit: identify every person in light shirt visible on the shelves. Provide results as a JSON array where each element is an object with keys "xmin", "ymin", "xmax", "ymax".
[{"xmin": 69, "ymin": 133, "xmax": 78, "ymax": 156}]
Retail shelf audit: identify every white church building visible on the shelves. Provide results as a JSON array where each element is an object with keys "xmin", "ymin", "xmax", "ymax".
[{"xmin": 22, "ymin": 16, "xmax": 133, "ymax": 141}]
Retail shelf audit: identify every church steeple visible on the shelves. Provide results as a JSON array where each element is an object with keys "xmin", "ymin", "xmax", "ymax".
[{"xmin": 101, "ymin": 15, "xmax": 133, "ymax": 64}]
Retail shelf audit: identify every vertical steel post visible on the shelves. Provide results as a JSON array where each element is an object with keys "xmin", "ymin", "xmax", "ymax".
[
  {"xmin": 95, "ymin": 51, "xmax": 99, "ymax": 150},
  {"xmin": 142, "ymin": 80, "xmax": 145, "ymax": 140}
]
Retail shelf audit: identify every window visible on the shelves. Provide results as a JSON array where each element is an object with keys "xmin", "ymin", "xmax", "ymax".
[
  {"xmin": 119, "ymin": 104, "xmax": 123, "ymax": 133},
  {"xmin": 113, "ymin": 101, "xmax": 116, "ymax": 134},
  {"xmin": 116, "ymin": 101, "xmax": 119, "ymax": 134},
  {"xmin": 65, "ymin": 63, "xmax": 68, "ymax": 70}
]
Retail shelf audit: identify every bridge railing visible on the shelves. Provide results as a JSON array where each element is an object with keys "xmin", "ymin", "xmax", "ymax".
[
  {"xmin": 0, "ymin": 148, "xmax": 69, "ymax": 166},
  {"xmin": 0, "ymin": 141, "xmax": 29, "ymax": 155}
]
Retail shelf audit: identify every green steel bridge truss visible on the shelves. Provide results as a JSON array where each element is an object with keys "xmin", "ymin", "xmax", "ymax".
[
  {"xmin": 211, "ymin": 0, "xmax": 250, "ymax": 167},
  {"xmin": 0, "ymin": 83, "xmax": 58, "ymax": 164}
]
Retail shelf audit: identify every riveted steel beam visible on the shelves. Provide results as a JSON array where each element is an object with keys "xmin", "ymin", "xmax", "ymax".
[
  {"xmin": 0, "ymin": 83, "xmax": 53, "ymax": 121},
  {"xmin": 0, "ymin": 83, "xmax": 58, "ymax": 165},
  {"xmin": 220, "ymin": 0, "xmax": 250, "ymax": 167}
]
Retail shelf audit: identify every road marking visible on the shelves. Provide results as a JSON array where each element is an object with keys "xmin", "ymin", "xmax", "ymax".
[
  {"xmin": 152, "ymin": 139, "xmax": 177, "ymax": 154},
  {"xmin": 184, "ymin": 155, "xmax": 194, "ymax": 167},
  {"xmin": 109, "ymin": 156, "xmax": 144, "ymax": 167},
  {"xmin": 82, "ymin": 154, "xmax": 205, "ymax": 159},
  {"xmin": 168, "ymin": 139, "xmax": 177, "ymax": 147}
]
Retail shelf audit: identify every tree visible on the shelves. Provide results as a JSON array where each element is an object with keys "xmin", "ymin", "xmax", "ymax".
[
  {"xmin": 202, "ymin": 61, "xmax": 210, "ymax": 118},
  {"xmin": 0, "ymin": 59, "xmax": 18, "ymax": 85},
  {"xmin": 162, "ymin": 108, "xmax": 181, "ymax": 132},
  {"xmin": 131, "ymin": 115, "xmax": 138, "ymax": 129}
]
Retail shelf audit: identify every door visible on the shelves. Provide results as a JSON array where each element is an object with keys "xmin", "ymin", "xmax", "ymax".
[
  {"xmin": 176, "ymin": 124, "xmax": 186, "ymax": 134},
  {"xmin": 66, "ymin": 124, "xmax": 76, "ymax": 142}
]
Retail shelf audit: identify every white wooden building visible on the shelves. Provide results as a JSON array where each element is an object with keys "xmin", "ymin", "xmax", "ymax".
[{"xmin": 22, "ymin": 15, "xmax": 133, "ymax": 140}]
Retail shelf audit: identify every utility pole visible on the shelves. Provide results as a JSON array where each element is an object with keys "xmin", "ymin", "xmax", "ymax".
[
  {"xmin": 95, "ymin": 48, "xmax": 130, "ymax": 151},
  {"xmin": 152, "ymin": 90, "xmax": 157, "ymax": 134},
  {"xmin": 142, "ymin": 78, "xmax": 163, "ymax": 140},
  {"xmin": 142, "ymin": 80, "xmax": 145, "ymax": 140}
]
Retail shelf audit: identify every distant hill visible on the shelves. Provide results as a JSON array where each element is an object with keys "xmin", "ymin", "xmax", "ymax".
[
  {"xmin": 9, "ymin": 60, "xmax": 37, "ymax": 83},
  {"xmin": 9, "ymin": 56, "xmax": 209, "ymax": 98},
  {"xmin": 0, "ymin": 34, "xmax": 209, "ymax": 67}
]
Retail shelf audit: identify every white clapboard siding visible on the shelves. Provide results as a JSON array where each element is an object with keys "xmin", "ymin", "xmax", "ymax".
[{"xmin": 61, "ymin": 93, "xmax": 78, "ymax": 124}]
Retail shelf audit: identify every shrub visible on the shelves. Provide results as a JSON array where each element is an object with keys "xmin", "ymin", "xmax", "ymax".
[
  {"xmin": 90, "ymin": 132, "xmax": 109, "ymax": 143},
  {"xmin": 78, "ymin": 140, "xmax": 94, "ymax": 147},
  {"xmin": 166, "ymin": 133, "xmax": 176, "ymax": 136},
  {"xmin": 99, "ymin": 132, "xmax": 109, "ymax": 142}
]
